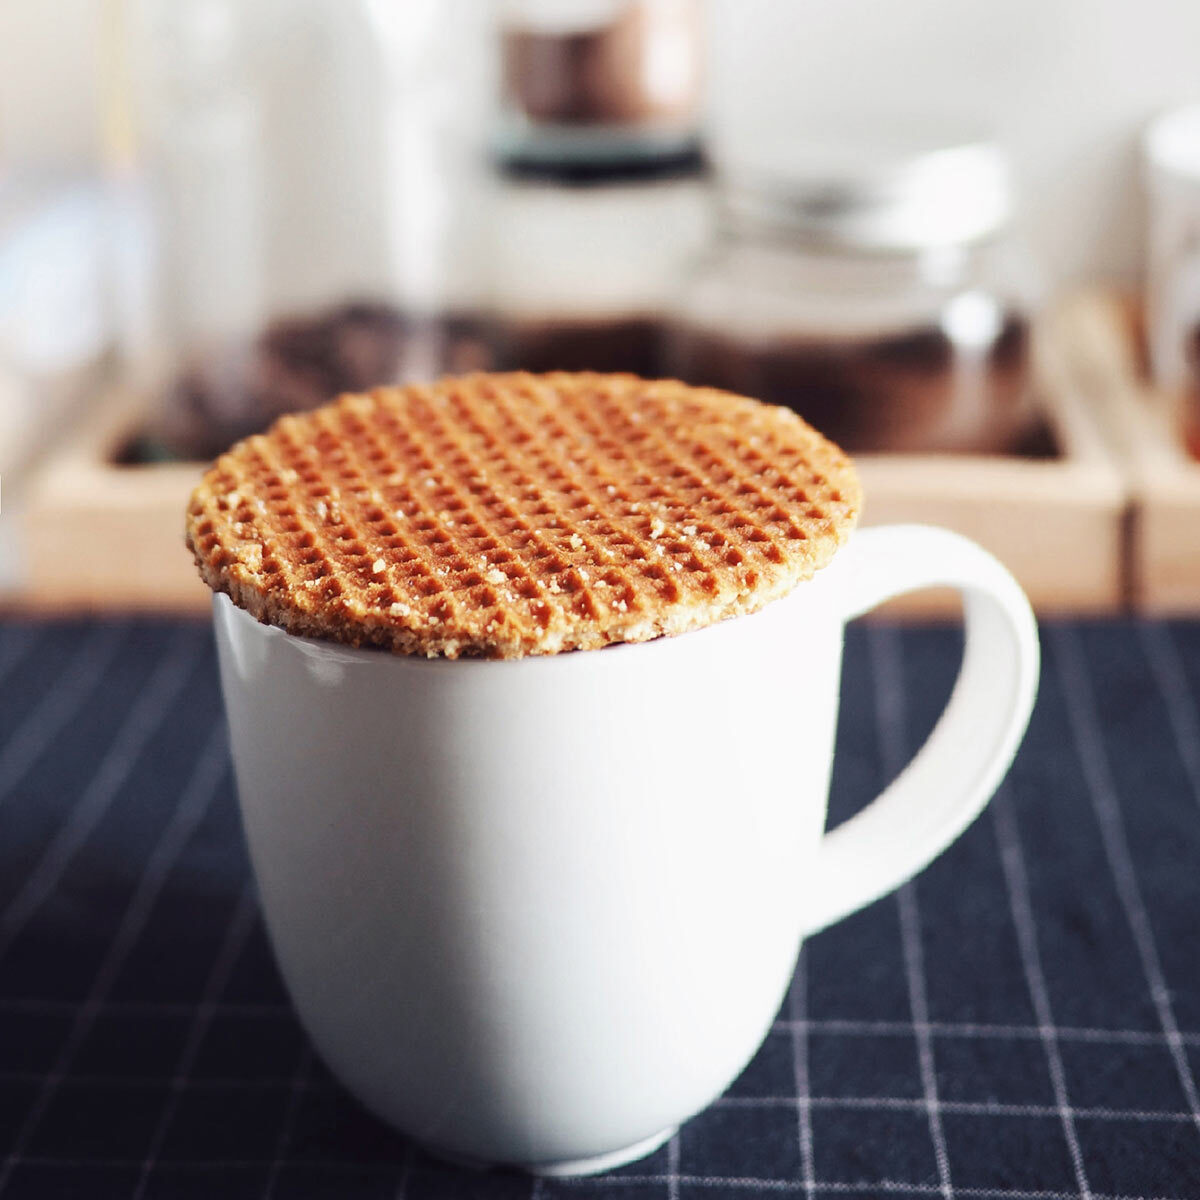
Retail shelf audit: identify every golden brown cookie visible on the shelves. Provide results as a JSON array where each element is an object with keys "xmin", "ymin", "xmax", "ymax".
[{"xmin": 186, "ymin": 372, "xmax": 860, "ymax": 658}]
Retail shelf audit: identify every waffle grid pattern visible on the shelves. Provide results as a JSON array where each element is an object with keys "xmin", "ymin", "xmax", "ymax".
[
  {"xmin": 186, "ymin": 373, "xmax": 860, "ymax": 657},
  {"xmin": 3, "ymin": 618, "xmax": 1200, "ymax": 1197}
]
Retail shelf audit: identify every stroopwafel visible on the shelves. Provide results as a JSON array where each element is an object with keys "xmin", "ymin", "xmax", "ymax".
[{"xmin": 186, "ymin": 372, "xmax": 861, "ymax": 658}]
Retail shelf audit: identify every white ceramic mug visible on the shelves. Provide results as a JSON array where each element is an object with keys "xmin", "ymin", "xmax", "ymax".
[{"xmin": 213, "ymin": 524, "xmax": 1039, "ymax": 1177}]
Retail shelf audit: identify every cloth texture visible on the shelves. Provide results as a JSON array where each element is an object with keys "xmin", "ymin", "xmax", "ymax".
[{"xmin": 1, "ymin": 617, "xmax": 1199, "ymax": 1199}]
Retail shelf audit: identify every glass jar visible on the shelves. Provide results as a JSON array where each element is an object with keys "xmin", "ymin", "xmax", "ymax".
[
  {"xmin": 667, "ymin": 137, "xmax": 1040, "ymax": 456},
  {"xmin": 484, "ymin": 0, "xmax": 712, "ymax": 376},
  {"xmin": 1145, "ymin": 104, "xmax": 1200, "ymax": 461},
  {"xmin": 121, "ymin": 0, "xmax": 492, "ymax": 461}
]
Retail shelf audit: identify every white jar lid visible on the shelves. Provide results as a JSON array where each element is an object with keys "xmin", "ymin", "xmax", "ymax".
[{"xmin": 716, "ymin": 130, "xmax": 1012, "ymax": 253}]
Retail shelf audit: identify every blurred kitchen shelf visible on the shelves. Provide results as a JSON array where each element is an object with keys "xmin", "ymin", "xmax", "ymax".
[
  {"xmin": 1052, "ymin": 291, "xmax": 1200, "ymax": 614},
  {"xmin": 18, "ymin": 321, "xmax": 1129, "ymax": 617}
]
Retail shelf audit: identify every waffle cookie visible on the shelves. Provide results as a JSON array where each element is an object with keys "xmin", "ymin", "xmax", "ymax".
[{"xmin": 186, "ymin": 372, "xmax": 861, "ymax": 658}]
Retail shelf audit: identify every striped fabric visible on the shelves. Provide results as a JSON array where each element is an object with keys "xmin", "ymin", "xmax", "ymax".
[{"xmin": 1, "ymin": 618, "xmax": 1199, "ymax": 1199}]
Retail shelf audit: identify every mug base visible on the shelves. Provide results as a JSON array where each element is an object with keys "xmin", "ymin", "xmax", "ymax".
[{"xmin": 421, "ymin": 1125, "xmax": 677, "ymax": 1177}]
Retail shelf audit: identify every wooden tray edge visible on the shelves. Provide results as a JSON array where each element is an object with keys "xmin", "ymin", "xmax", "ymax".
[{"xmin": 19, "ymin": 336, "xmax": 1132, "ymax": 617}]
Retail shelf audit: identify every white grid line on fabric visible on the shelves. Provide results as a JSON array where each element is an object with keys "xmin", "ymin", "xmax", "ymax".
[
  {"xmin": 667, "ymin": 1127, "xmax": 681, "ymax": 1200},
  {"xmin": 552, "ymin": 1177, "xmax": 1174, "ymax": 1200},
  {"xmin": 0, "ymin": 705, "xmax": 227, "ymax": 1197},
  {"xmin": 869, "ymin": 625, "xmax": 954, "ymax": 1200},
  {"xmin": 788, "ymin": 950, "xmax": 815, "ymax": 1200},
  {"xmin": 263, "ymin": 1045, "xmax": 314, "ymax": 1200},
  {"xmin": 0, "ymin": 622, "xmax": 126, "ymax": 809},
  {"xmin": 991, "ymin": 795, "xmax": 1092, "ymax": 1198},
  {"xmin": 772, "ymin": 1020, "xmax": 1200, "ymax": 1046},
  {"xmin": 897, "ymin": 884, "xmax": 953, "ymax": 1197},
  {"xmin": 1050, "ymin": 625, "xmax": 1200, "ymax": 1134},
  {"xmin": 0, "ymin": 630, "xmax": 205, "ymax": 963},
  {"xmin": 714, "ymin": 1097, "xmax": 1198, "ymax": 1120},
  {"xmin": 1139, "ymin": 622, "xmax": 1200, "ymax": 812},
  {"xmin": 132, "ymin": 878, "xmax": 259, "ymax": 1200}
]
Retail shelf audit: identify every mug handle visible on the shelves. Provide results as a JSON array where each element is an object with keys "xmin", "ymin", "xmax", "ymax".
[{"xmin": 803, "ymin": 524, "xmax": 1040, "ymax": 935}]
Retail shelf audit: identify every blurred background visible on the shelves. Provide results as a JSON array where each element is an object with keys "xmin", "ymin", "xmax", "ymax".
[{"xmin": 3, "ymin": 0, "xmax": 1200, "ymax": 614}]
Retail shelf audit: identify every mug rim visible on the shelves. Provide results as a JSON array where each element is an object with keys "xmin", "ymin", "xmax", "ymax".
[{"xmin": 212, "ymin": 562, "xmax": 834, "ymax": 675}]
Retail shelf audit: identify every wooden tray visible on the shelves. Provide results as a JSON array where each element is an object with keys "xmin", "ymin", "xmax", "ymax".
[
  {"xmin": 20, "ymin": 389, "xmax": 209, "ymax": 612},
  {"xmin": 19, "ymin": 333, "xmax": 1129, "ymax": 617},
  {"xmin": 1051, "ymin": 292, "xmax": 1200, "ymax": 614}
]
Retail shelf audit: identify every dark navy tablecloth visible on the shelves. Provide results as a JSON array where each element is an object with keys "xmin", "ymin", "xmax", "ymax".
[{"xmin": 2, "ymin": 617, "xmax": 1200, "ymax": 1200}]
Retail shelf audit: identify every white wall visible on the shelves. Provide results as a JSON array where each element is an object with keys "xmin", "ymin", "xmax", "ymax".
[
  {"xmin": 4, "ymin": 0, "xmax": 1200, "ymax": 287},
  {"xmin": 0, "ymin": 0, "xmax": 102, "ymax": 170}
]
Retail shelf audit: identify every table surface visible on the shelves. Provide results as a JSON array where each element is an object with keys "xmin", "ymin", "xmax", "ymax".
[{"xmin": 2, "ymin": 617, "xmax": 1200, "ymax": 1200}]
